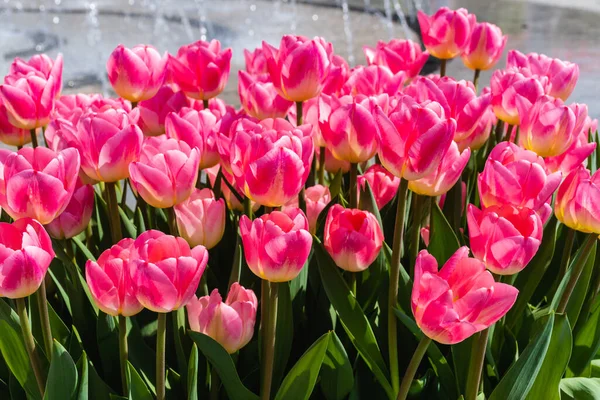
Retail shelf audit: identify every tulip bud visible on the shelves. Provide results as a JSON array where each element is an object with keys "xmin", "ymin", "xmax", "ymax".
[
  {"xmin": 358, "ymin": 164, "xmax": 400, "ymax": 209},
  {"xmin": 175, "ymin": 188, "xmax": 225, "ymax": 250},
  {"xmin": 461, "ymin": 22, "xmax": 507, "ymax": 71},
  {"xmin": 555, "ymin": 167, "xmax": 600, "ymax": 234},
  {"xmin": 46, "ymin": 180, "xmax": 94, "ymax": 239},
  {"xmin": 417, "ymin": 7, "xmax": 476, "ymax": 59},
  {"xmin": 137, "ymin": 85, "xmax": 189, "ymax": 136},
  {"xmin": 364, "ymin": 39, "xmax": 429, "ymax": 79},
  {"xmin": 283, "ymin": 184, "xmax": 331, "ymax": 234},
  {"xmin": 238, "ymin": 70, "xmax": 293, "ymax": 120}
]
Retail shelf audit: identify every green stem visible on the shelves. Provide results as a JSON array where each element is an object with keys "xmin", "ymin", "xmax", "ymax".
[
  {"xmin": 473, "ymin": 69, "xmax": 481, "ymax": 91},
  {"xmin": 440, "ymin": 59, "xmax": 447, "ymax": 77},
  {"xmin": 513, "ymin": 126, "xmax": 521, "ymax": 145},
  {"xmin": 409, "ymin": 193, "xmax": 423, "ymax": 276},
  {"xmin": 494, "ymin": 121, "xmax": 505, "ymax": 143},
  {"xmin": 167, "ymin": 207, "xmax": 178, "ymax": 236},
  {"xmin": 203, "ymin": 99, "xmax": 210, "ymax": 109},
  {"xmin": 558, "ymin": 228, "xmax": 576, "ymax": 280},
  {"xmin": 131, "ymin": 101, "xmax": 138, "ymax": 109},
  {"xmin": 318, "ymin": 147, "xmax": 326, "ymax": 185},
  {"xmin": 388, "ymin": 179, "xmax": 409, "ymax": 395},
  {"xmin": 229, "ymin": 214, "xmax": 242, "ymax": 285},
  {"xmin": 465, "ymin": 328, "xmax": 490, "ymax": 400},
  {"xmin": 120, "ymin": 180, "xmax": 128, "ymax": 209},
  {"xmin": 173, "ymin": 308, "xmax": 187, "ymax": 392},
  {"xmin": 347, "ymin": 272, "xmax": 357, "ymax": 297},
  {"xmin": 261, "ymin": 282, "xmax": 279, "ymax": 400},
  {"xmin": 35, "ymin": 282, "xmax": 53, "ymax": 361},
  {"xmin": 30, "ymin": 128, "xmax": 38, "ymax": 148},
  {"xmin": 296, "ymin": 101, "xmax": 303, "ymax": 127},
  {"xmin": 119, "ymin": 315, "xmax": 129, "ymax": 396},
  {"xmin": 506, "ymin": 124, "xmax": 515, "ymax": 142},
  {"xmin": 349, "ymin": 163, "xmax": 358, "ymax": 209},
  {"xmin": 17, "ymin": 145, "xmax": 23, "ymax": 150},
  {"xmin": 156, "ymin": 313, "xmax": 167, "ymax": 400},
  {"xmin": 243, "ymin": 196, "xmax": 253, "ymax": 220},
  {"xmin": 429, "ymin": 197, "xmax": 436, "ymax": 243},
  {"xmin": 397, "ymin": 336, "xmax": 431, "ymax": 400},
  {"xmin": 106, "ymin": 182, "xmax": 123, "ymax": 242},
  {"xmin": 16, "ymin": 298, "xmax": 45, "ymax": 397}
]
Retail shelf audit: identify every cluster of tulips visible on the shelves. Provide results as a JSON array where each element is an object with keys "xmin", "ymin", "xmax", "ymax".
[{"xmin": 0, "ymin": 5, "xmax": 598, "ymax": 400}]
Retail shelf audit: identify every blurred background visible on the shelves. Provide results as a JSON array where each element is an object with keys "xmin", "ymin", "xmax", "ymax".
[{"xmin": 0, "ymin": 0, "xmax": 597, "ymax": 113}]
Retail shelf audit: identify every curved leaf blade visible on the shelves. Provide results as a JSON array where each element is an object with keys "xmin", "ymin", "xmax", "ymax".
[
  {"xmin": 44, "ymin": 340, "xmax": 78, "ymax": 400},
  {"xmin": 320, "ymin": 332, "xmax": 354, "ymax": 400}
]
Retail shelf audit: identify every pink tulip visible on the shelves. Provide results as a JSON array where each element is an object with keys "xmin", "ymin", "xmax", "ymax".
[
  {"xmin": 187, "ymin": 283, "xmax": 257, "ymax": 353},
  {"xmin": 10, "ymin": 53, "xmax": 63, "ymax": 99},
  {"xmin": 205, "ymin": 166, "xmax": 259, "ymax": 213},
  {"xmin": 243, "ymin": 47, "xmax": 270, "ymax": 81},
  {"xmin": 322, "ymin": 55, "xmax": 350, "ymax": 95},
  {"xmin": 342, "ymin": 65, "xmax": 406, "ymax": 97},
  {"xmin": 238, "ymin": 70, "xmax": 293, "ymax": 120},
  {"xmin": 299, "ymin": 96, "xmax": 329, "ymax": 148},
  {"xmin": 131, "ymin": 230, "xmax": 208, "ymax": 312},
  {"xmin": 376, "ymin": 95, "xmax": 456, "ymax": 181},
  {"xmin": 240, "ymin": 208, "xmax": 312, "ymax": 282},
  {"xmin": 165, "ymin": 107, "xmax": 220, "ymax": 169},
  {"xmin": 170, "ymin": 39, "xmax": 232, "ymax": 100},
  {"xmin": 0, "ymin": 218, "xmax": 55, "ymax": 299},
  {"xmin": 323, "ymin": 146, "xmax": 351, "ymax": 174},
  {"xmin": 324, "ymin": 204, "xmax": 384, "ymax": 272},
  {"xmin": 363, "ymin": 39, "xmax": 429, "ymax": 78},
  {"xmin": 129, "ymin": 136, "xmax": 200, "ymax": 208},
  {"xmin": 467, "ymin": 204, "xmax": 543, "ymax": 275},
  {"xmin": 0, "ymin": 100, "xmax": 30, "ymax": 146},
  {"xmin": 417, "ymin": 7, "xmax": 476, "ymax": 59},
  {"xmin": 456, "ymin": 105, "xmax": 495, "ymax": 152},
  {"xmin": 215, "ymin": 112, "xmax": 259, "ymax": 175},
  {"xmin": 0, "ymin": 147, "xmax": 80, "ymax": 224},
  {"xmin": 230, "ymin": 118, "xmax": 314, "ymax": 207},
  {"xmin": 461, "ymin": 22, "xmax": 507, "ymax": 71},
  {"xmin": 358, "ymin": 164, "xmax": 400, "ymax": 209},
  {"xmin": 283, "ymin": 184, "xmax": 331, "ymax": 234},
  {"xmin": 409, "ymin": 141, "xmax": 471, "ymax": 197},
  {"xmin": 0, "ymin": 73, "xmax": 55, "ymax": 130},
  {"xmin": 46, "ymin": 180, "xmax": 94, "ymax": 239},
  {"xmin": 53, "ymin": 94, "xmax": 132, "ymax": 126},
  {"xmin": 262, "ymin": 35, "xmax": 333, "ymax": 102},
  {"xmin": 545, "ymin": 119, "xmax": 597, "ymax": 174},
  {"xmin": 490, "ymin": 69, "xmax": 546, "ymax": 125},
  {"xmin": 555, "ymin": 166, "xmax": 600, "ymax": 234},
  {"xmin": 412, "ymin": 247, "xmax": 518, "ymax": 344},
  {"xmin": 106, "ymin": 44, "xmax": 167, "ymax": 103},
  {"xmin": 507, "ymin": 50, "xmax": 579, "ymax": 101},
  {"xmin": 85, "ymin": 238, "xmax": 143, "ymax": 316},
  {"xmin": 478, "ymin": 142, "xmax": 561, "ymax": 221},
  {"xmin": 175, "ymin": 188, "xmax": 225, "ymax": 250},
  {"xmin": 137, "ymin": 85, "xmax": 189, "ymax": 136}
]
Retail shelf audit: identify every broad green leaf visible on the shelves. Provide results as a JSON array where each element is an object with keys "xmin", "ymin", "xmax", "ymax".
[
  {"xmin": 274, "ymin": 332, "xmax": 330, "ymax": 400},
  {"xmin": 127, "ymin": 362, "xmax": 153, "ymax": 400},
  {"xmin": 87, "ymin": 358, "xmax": 113, "ymax": 400},
  {"xmin": 187, "ymin": 344, "xmax": 198, "ymax": 400},
  {"xmin": 188, "ymin": 332, "xmax": 259, "ymax": 400},
  {"xmin": 320, "ymin": 332, "xmax": 353, "ymax": 400},
  {"xmin": 76, "ymin": 353, "xmax": 88, "ymax": 400},
  {"xmin": 560, "ymin": 378, "xmax": 600, "ymax": 400},
  {"xmin": 44, "ymin": 341, "xmax": 78, "ymax": 400},
  {"xmin": 489, "ymin": 313, "xmax": 554, "ymax": 400},
  {"xmin": 273, "ymin": 282, "xmax": 293, "ymax": 390},
  {"xmin": 428, "ymin": 201, "xmax": 460, "ymax": 265},
  {"xmin": 359, "ymin": 180, "xmax": 383, "ymax": 229},
  {"xmin": 569, "ymin": 297, "xmax": 600, "ymax": 376},
  {"xmin": 96, "ymin": 313, "xmax": 120, "ymax": 390}
]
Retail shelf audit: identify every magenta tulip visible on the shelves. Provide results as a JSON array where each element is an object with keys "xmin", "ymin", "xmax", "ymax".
[
  {"xmin": 0, "ymin": 73, "xmax": 55, "ymax": 130},
  {"xmin": 46, "ymin": 180, "xmax": 94, "ymax": 240},
  {"xmin": 555, "ymin": 166, "xmax": 600, "ymax": 234},
  {"xmin": 283, "ymin": 184, "xmax": 331, "ymax": 234},
  {"xmin": 342, "ymin": 65, "xmax": 406, "ymax": 97},
  {"xmin": 0, "ymin": 99, "xmax": 30, "ymax": 147},
  {"xmin": 238, "ymin": 70, "xmax": 293, "ymax": 120},
  {"xmin": 461, "ymin": 22, "xmax": 507, "ymax": 71},
  {"xmin": 545, "ymin": 122, "xmax": 597, "ymax": 174},
  {"xmin": 243, "ymin": 47, "xmax": 270, "ymax": 80},
  {"xmin": 490, "ymin": 69, "xmax": 546, "ymax": 125},
  {"xmin": 10, "ymin": 53, "xmax": 63, "ymax": 99},
  {"xmin": 137, "ymin": 85, "xmax": 189, "ymax": 136},
  {"xmin": 417, "ymin": 7, "xmax": 475, "ymax": 59},
  {"xmin": 364, "ymin": 39, "xmax": 429, "ymax": 78},
  {"xmin": 321, "ymin": 54, "xmax": 350, "ymax": 95},
  {"xmin": 358, "ymin": 164, "xmax": 400, "ymax": 209}
]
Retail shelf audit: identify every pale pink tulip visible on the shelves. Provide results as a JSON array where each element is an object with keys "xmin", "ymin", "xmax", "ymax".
[
  {"xmin": 283, "ymin": 184, "xmax": 331, "ymax": 234},
  {"xmin": 205, "ymin": 166, "xmax": 259, "ymax": 213},
  {"xmin": 461, "ymin": 22, "xmax": 507, "ymax": 71},
  {"xmin": 417, "ymin": 7, "xmax": 476, "ymax": 59},
  {"xmin": 358, "ymin": 164, "xmax": 400, "ymax": 209},
  {"xmin": 238, "ymin": 70, "xmax": 293, "ymax": 120},
  {"xmin": 364, "ymin": 39, "xmax": 429, "ymax": 78},
  {"xmin": 323, "ymin": 147, "xmax": 351, "ymax": 174},
  {"xmin": 555, "ymin": 166, "xmax": 600, "ymax": 234},
  {"xmin": 137, "ymin": 85, "xmax": 189, "ymax": 136},
  {"xmin": 46, "ymin": 180, "xmax": 94, "ymax": 239},
  {"xmin": 175, "ymin": 188, "xmax": 225, "ymax": 250}
]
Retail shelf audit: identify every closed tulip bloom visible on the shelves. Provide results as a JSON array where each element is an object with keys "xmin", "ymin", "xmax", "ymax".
[
  {"xmin": 10, "ymin": 53, "xmax": 63, "ymax": 99},
  {"xmin": 263, "ymin": 35, "xmax": 333, "ymax": 102},
  {"xmin": 490, "ymin": 69, "xmax": 546, "ymax": 125},
  {"xmin": 412, "ymin": 247, "xmax": 518, "ymax": 344},
  {"xmin": 46, "ymin": 180, "xmax": 94, "ymax": 239},
  {"xmin": 358, "ymin": 164, "xmax": 400, "ymax": 209},
  {"xmin": 129, "ymin": 136, "xmax": 200, "ymax": 208},
  {"xmin": 409, "ymin": 141, "xmax": 471, "ymax": 197},
  {"xmin": 545, "ymin": 123, "xmax": 597, "ymax": 174},
  {"xmin": 417, "ymin": 7, "xmax": 475, "ymax": 60},
  {"xmin": 238, "ymin": 70, "xmax": 293, "ymax": 120},
  {"xmin": 323, "ymin": 146, "xmax": 351, "ymax": 174},
  {"xmin": 461, "ymin": 22, "xmax": 507, "ymax": 71},
  {"xmin": 137, "ymin": 85, "xmax": 189, "ymax": 136},
  {"xmin": 324, "ymin": 204, "xmax": 383, "ymax": 272},
  {"xmin": 0, "ymin": 73, "xmax": 55, "ymax": 130},
  {"xmin": 555, "ymin": 167, "xmax": 600, "ymax": 234},
  {"xmin": 131, "ymin": 230, "xmax": 209, "ymax": 312},
  {"xmin": 322, "ymin": 54, "xmax": 350, "ymax": 95},
  {"xmin": 456, "ymin": 104, "xmax": 495, "ymax": 152},
  {"xmin": 187, "ymin": 283, "xmax": 257, "ymax": 353},
  {"xmin": 467, "ymin": 204, "xmax": 543, "ymax": 275},
  {"xmin": 75, "ymin": 108, "xmax": 143, "ymax": 182},
  {"xmin": 0, "ymin": 218, "xmax": 55, "ymax": 299},
  {"xmin": 170, "ymin": 40, "xmax": 232, "ymax": 100},
  {"xmin": 0, "ymin": 100, "xmax": 30, "ymax": 147},
  {"xmin": 283, "ymin": 184, "xmax": 331, "ymax": 234},
  {"xmin": 175, "ymin": 188, "xmax": 225, "ymax": 250},
  {"xmin": 243, "ymin": 47, "xmax": 270, "ymax": 80},
  {"xmin": 376, "ymin": 95, "xmax": 456, "ymax": 181},
  {"xmin": 107, "ymin": 44, "xmax": 167, "ymax": 102},
  {"xmin": 0, "ymin": 147, "xmax": 80, "ymax": 224},
  {"xmin": 215, "ymin": 113, "xmax": 259, "ymax": 175},
  {"xmin": 165, "ymin": 107, "xmax": 220, "ymax": 169},
  {"xmin": 364, "ymin": 39, "xmax": 429, "ymax": 79},
  {"xmin": 342, "ymin": 65, "xmax": 406, "ymax": 97},
  {"xmin": 85, "ymin": 238, "xmax": 143, "ymax": 316}
]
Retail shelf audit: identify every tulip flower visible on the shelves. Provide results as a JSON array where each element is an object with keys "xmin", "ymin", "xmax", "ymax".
[
  {"xmin": 0, "ymin": 218, "xmax": 55, "ymax": 298},
  {"xmin": 461, "ymin": 22, "xmax": 507, "ymax": 71},
  {"xmin": 409, "ymin": 141, "xmax": 471, "ymax": 197},
  {"xmin": 106, "ymin": 44, "xmax": 167, "ymax": 103},
  {"xmin": 262, "ymin": 35, "xmax": 333, "ymax": 102},
  {"xmin": 455, "ymin": 104, "xmax": 495, "ymax": 152},
  {"xmin": 363, "ymin": 39, "xmax": 429, "ymax": 79},
  {"xmin": 130, "ymin": 230, "xmax": 208, "ymax": 312},
  {"xmin": 322, "ymin": 54, "xmax": 350, "ymax": 95},
  {"xmin": 10, "ymin": 53, "xmax": 63, "ymax": 99},
  {"xmin": 299, "ymin": 96, "xmax": 329, "ymax": 148},
  {"xmin": 0, "ymin": 147, "xmax": 80, "ymax": 224},
  {"xmin": 129, "ymin": 136, "xmax": 200, "ymax": 208},
  {"xmin": 170, "ymin": 39, "xmax": 232, "ymax": 100},
  {"xmin": 85, "ymin": 238, "xmax": 143, "ymax": 316},
  {"xmin": 175, "ymin": 188, "xmax": 225, "ymax": 250},
  {"xmin": 412, "ymin": 247, "xmax": 518, "ymax": 344},
  {"xmin": 53, "ymin": 93, "xmax": 132, "ymax": 126},
  {"xmin": 0, "ymin": 99, "xmax": 30, "ymax": 147},
  {"xmin": 187, "ymin": 283, "xmax": 257, "ymax": 354},
  {"xmin": 490, "ymin": 69, "xmax": 546, "ymax": 125},
  {"xmin": 46, "ymin": 180, "xmax": 94, "ymax": 239},
  {"xmin": 342, "ymin": 65, "xmax": 406, "ymax": 97},
  {"xmin": 240, "ymin": 208, "xmax": 312, "ymax": 282},
  {"xmin": 165, "ymin": 107, "xmax": 220, "ymax": 169},
  {"xmin": 238, "ymin": 70, "xmax": 293, "ymax": 120},
  {"xmin": 283, "ymin": 184, "xmax": 331, "ymax": 234},
  {"xmin": 323, "ymin": 146, "xmax": 351, "ymax": 174},
  {"xmin": 137, "ymin": 85, "xmax": 189, "ymax": 136},
  {"xmin": 467, "ymin": 204, "xmax": 543, "ymax": 275},
  {"xmin": 376, "ymin": 95, "xmax": 456, "ymax": 181},
  {"xmin": 324, "ymin": 204, "xmax": 384, "ymax": 272},
  {"xmin": 74, "ymin": 108, "xmax": 143, "ymax": 182},
  {"xmin": 0, "ymin": 73, "xmax": 55, "ymax": 130},
  {"xmin": 545, "ymin": 121, "xmax": 597, "ymax": 174},
  {"xmin": 555, "ymin": 166, "xmax": 600, "ymax": 234},
  {"xmin": 417, "ymin": 7, "xmax": 475, "ymax": 59},
  {"xmin": 358, "ymin": 164, "xmax": 400, "ymax": 209},
  {"xmin": 215, "ymin": 112, "xmax": 259, "ymax": 175},
  {"xmin": 243, "ymin": 47, "xmax": 270, "ymax": 80}
]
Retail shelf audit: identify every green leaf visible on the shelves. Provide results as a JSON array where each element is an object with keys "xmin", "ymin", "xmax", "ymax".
[
  {"xmin": 273, "ymin": 282, "xmax": 293, "ymax": 390},
  {"xmin": 187, "ymin": 344, "xmax": 198, "ymax": 400},
  {"xmin": 96, "ymin": 313, "xmax": 120, "ymax": 390},
  {"xmin": 560, "ymin": 378, "xmax": 600, "ymax": 400},
  {"xmin": 359, "ymin": 180, "xmax": 383, "ymax": 229},
  {"xmin": 314, "ymin": 242, "xmax": 394, "ymax": 399},
  {"xmin": 72, "ymin": 237, "xmax": 96, "ymax": 261},
  {"xmin": 489, "ymin": 313, "xmax": 554, "ymax": 400},
  {"xmin": 428, "ymin": 201, "xmax": 460, "ymax": 265},
  {"xmin": 44, "ymin": 341, "xmax": 78, "ymax": 400},
  {"xmin": 87, "ymin": 358, "xmax": 114, "ymax": 400},
  {"xmin": 76, "ymin": 353, "xmax": 88, "ymax": 400},
  {"xmin": 274, "ymin": 332, "xmax": 330, "ymax": 400},
  {"xmin": 118, "ymin": 206, "xmax": 137, "ymax": 238},
  {"xmin": 188, "ymin": 332, "xmax": 259, "ymax": 400},
  {"xmin": 525, "ymin": 314, "xmax": 572, "ymax": 400},
  {"xmin": 127, "ymin": 362, "xmax": 153, "ymax": 400},
  {"xmin": 320, "ymin": 332, "xmax": 353, "ymax": 400},
  {"xmin": 329, "ymin": 169, "xmax": 344, "ymax": 200},
  {"xmin": 569, "ymin": 297, "xmax": 600, "ymax": 376}
]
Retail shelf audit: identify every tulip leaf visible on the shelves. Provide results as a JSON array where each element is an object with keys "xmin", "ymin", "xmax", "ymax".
[
  {"xmin": 72, "ymin": 237, "xmax": 96, "ymax": 261},
  {"xmin": 127, "ymin": 362, "xmax": 153, "ymax": 400},
  {"xmin": 187, "ymin": 344, "xmax": 198, "ymax": 400},
  {"xmin": 76, "ymin": 353, "xmax": 89, "ymax": 400},
  {"xmin": 319, "ymin": 332, "xmax": 354, "ymax": 400},
  {"xmin": 87, "ymin": 357, "xmax": 114, "ymax": 400},
  {"xmin": 44, "ymin": 340, "xmax": 78, "ymax": 400},
  {"xmin": 428, "ymin": 201, "xmax": 460, "ymax": 265},
  {"xmin": 188, "ymin": 332, "xmax": 259, "ymax": 400},
  {"xmin": 359, "ymin": 180, "xmax": 383, "ymax": 229},
  {"xmin": 314, "ymin": 241, "xmax": 394, "ymax": 399},
  {"xmin": 329, "ymin": 169, "xmax": 344, "ymax": 200},
  {"xmin": 117, "ymin": 206, "xmax": 137, "ymax": 239},
  {"xmin": 525, "ymin": 314, "xmax": 572, "ymax": 400},
  {"xmin": 489, "ymin": 313, "xmax": 554, "ymax": 400},
  {"xmin": 274, "ymin": 332, "xmax": 330, "ymax": 400},
  {"xmin": 273, "ymin": 282, "xmax": 294, "ymax": 390},
  {"xmin": 96, "ymin": 313, "xmax": 121, "ymax": 391},
  {"xmin": 560, "ymin": 378, "xmax": 600, "ymax": 400},
  {"xmin": 569, "ymin": 296, "xmax": 600, "ymax": 376}
]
